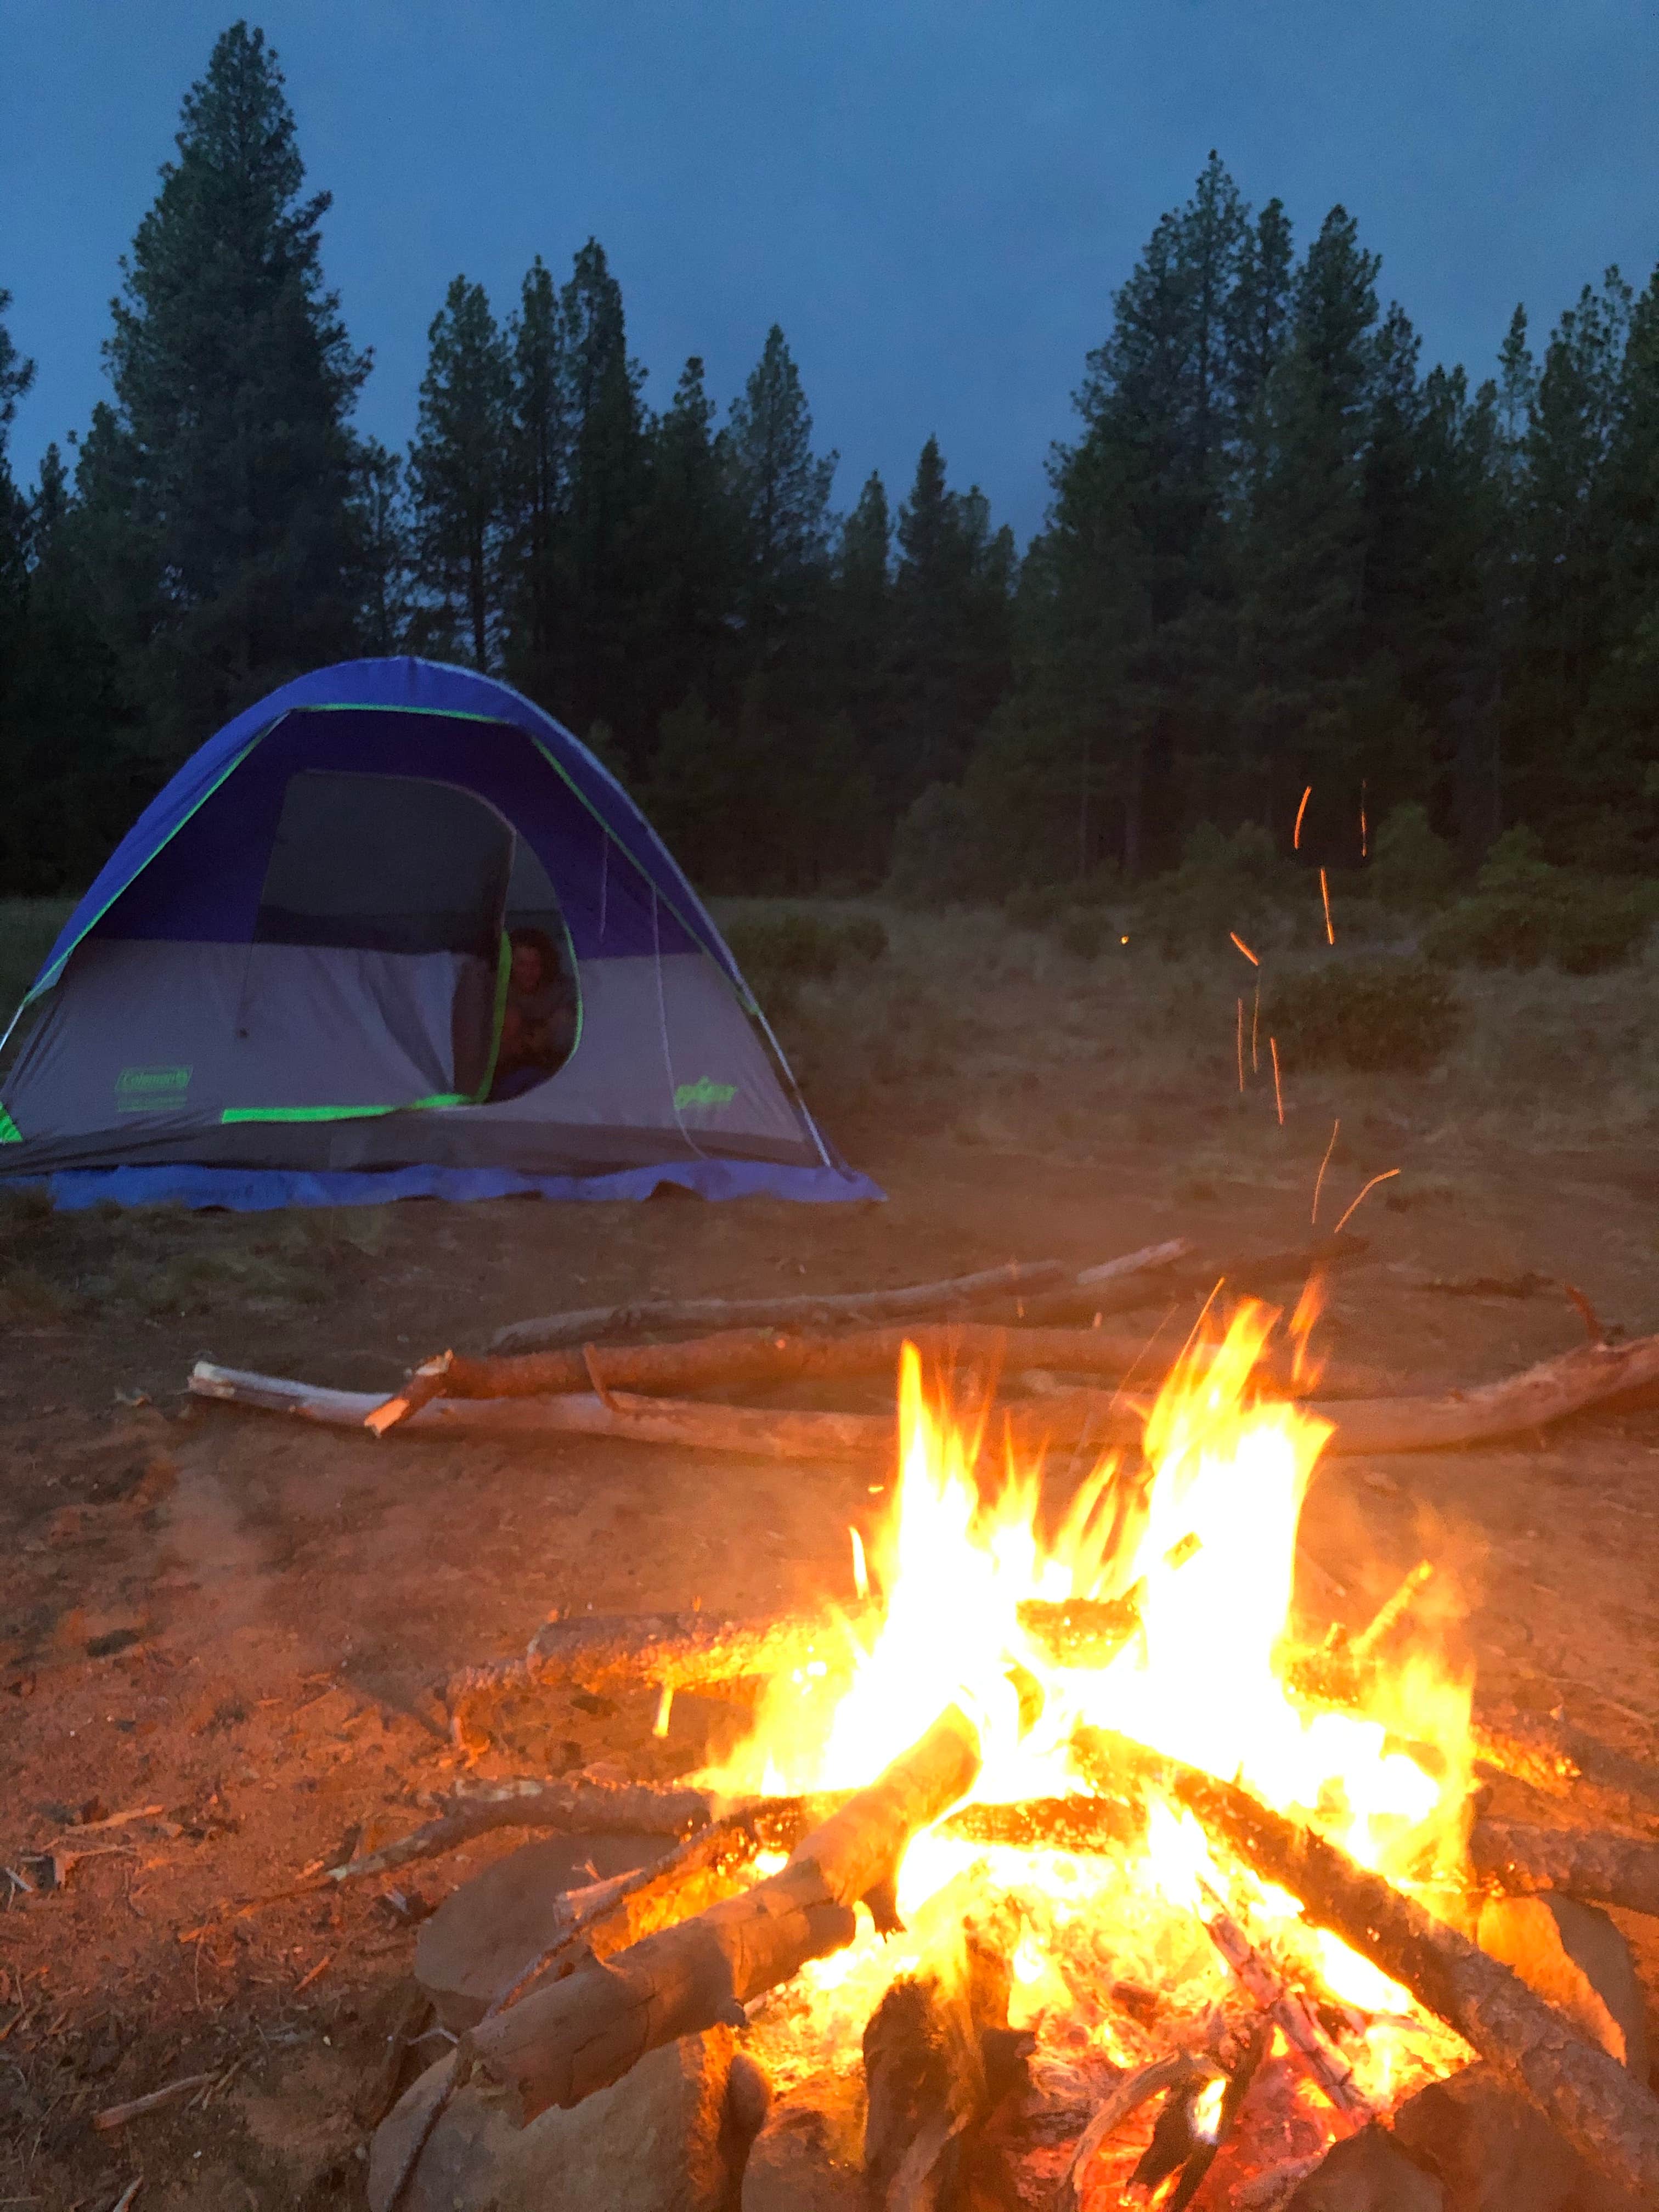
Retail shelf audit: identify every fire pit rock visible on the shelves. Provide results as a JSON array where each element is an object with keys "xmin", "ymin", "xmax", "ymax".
[
  {"xmin": 1390, "ymin": 2064, "xmax": 1646, "ymax": 2212},
  {"xmin": 368, "ymin": 2027, "xmax": 758, "ymax": 2212},
  {"xmin": 414, "ymin": 1829, "xmax": 674, "ymax": 2032},
  {"xmin": 740, "ymin": 2063, "xmax": 866, "ymax": 2210},
  {"xmin": 1284, "ymin": 2123, "xmax": 1444, "ymax": 2208}
]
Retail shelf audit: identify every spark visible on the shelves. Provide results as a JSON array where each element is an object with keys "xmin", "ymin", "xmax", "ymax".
[
  {"xmin": 1270, "ymin": 1036, "xmax": 1284, "ymax": 1125},
  {"xmin": 1331, "ymin": 1167, "xmax": 1401, "ymax": 1238},
  {"xmin": 1236, "ymin": 998, "xmax": 1245, "ymax": 1093},
  {"xmin": 1229, "ymin": 932, "xmax": 1260, "ymax": 967},
  {"xmin": 1251, "ymin": 986, "xmax": 1260, "ymax": 1074},
  {"xmin": 850, "ymin": 1525, "xmax": 868, "ymax": 1601},
  {"xmin": 1361, "ymin": 780, "xmax": 1369, "ymax": 859},
  {"xmin": 1294, "ymin": 785, "xmax": 1312, "ymax": 850},
  {"xmin": 1311, "ymin": 1118, "xmax": 1340, "ymax": 1226},
  {"xmin": 1319, "ymin": 867, "xmax": 1335, "ymax": 946},
  {"xmin": 652, "ymin": 1683, "xmax": 674, "ymax": 1739}
]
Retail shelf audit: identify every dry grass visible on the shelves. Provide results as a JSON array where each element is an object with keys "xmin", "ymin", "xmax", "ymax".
[
  {"xmin": 0, "ymin": 1189, "xmax": 392, "ymax": 1323},
  {"xmin": 732, "ymin": 899, "xmax": 1659, "ymax": 1178}
]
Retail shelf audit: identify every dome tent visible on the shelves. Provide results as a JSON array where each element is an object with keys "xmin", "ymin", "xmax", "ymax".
[{"xmin": 0, "ymin": 658, "xmax": 879, "ymax": 1210}]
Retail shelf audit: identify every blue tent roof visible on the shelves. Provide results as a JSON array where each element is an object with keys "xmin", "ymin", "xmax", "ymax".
[{"xmin": 29, "ymin": 657, "xmax": 747, "ymax": 1003}]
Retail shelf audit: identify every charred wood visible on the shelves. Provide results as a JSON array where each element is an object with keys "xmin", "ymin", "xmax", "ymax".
[
  {"xmin": 1471, "ymin": 1822, "xmax": 1659, "ymax": 1920},
  {"xmin": 1074, "ymin": 1726, "xmax": 1659, "ymax": 2205},
  {"xmin": 464, "ymin": 1706, "xmax": 982, "ymax": 2124}
]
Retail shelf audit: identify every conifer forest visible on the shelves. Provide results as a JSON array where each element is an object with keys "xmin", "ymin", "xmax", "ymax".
[{"xmin": 4, "ymin": 22, "xmax": 1659, "ymax": 914}]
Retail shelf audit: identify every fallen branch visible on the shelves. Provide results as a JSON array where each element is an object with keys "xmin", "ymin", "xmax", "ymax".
[
  {"xmin": 1471, "ymin": 1823, "xmax": 1659, "ymax": 1919},
  {"xmin": 366, "ymin": 1317, "xmax": 1189, "ymax": 1434},
  {"xmin": 94, "ymin": 2070, "xmax": 218, "ymax": 2131},
  {"xmin": 321, "ymin": 1775, "xmax": 715, "ymax": 1886},
  {"xmin": 191, "ymin": 1362, "xmax": 898, "ymax": 1459},
  {"xmin": 464, "ymin": 1704, "xmax": 982, "ymax": 2122},
  {"xmin": 1311, "ymin": 1327, "xmax": 1659, "ymax": 1454},
  {"xmin": 1020, "ymin": 1234, "xmax": 1369, "ymax": 1324},
  {"xmin": 1075, "ymin": 1727, "xmax": 1659, "ymax": 2205},
  {"xmin": 489, "ymin": 1256, "xmax": 1083, "ymax": 1354}
]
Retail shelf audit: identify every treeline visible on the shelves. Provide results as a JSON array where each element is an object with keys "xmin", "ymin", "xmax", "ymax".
[{"xmin": 2, "ymin": 24, "xmax": 1658, "ymax": 910}]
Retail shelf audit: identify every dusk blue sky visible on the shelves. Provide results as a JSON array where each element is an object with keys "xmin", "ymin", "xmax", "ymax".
[{"xmin": 4, "ymin": 1, "xmax": 1657, "ymax": 542}]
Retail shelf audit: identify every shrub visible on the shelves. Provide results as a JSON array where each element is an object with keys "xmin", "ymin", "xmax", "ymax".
[
  {"xmin": 1368, "ymin": 803, "xmax": 1457, "ymax": 907},
  {"xmin": 1133, "ymin": 822, "xmax": 1294, "ymax": 956},
  {"xmin": 1422, "ymin": 834, "xmax": 1652, "ymax": 974},
  {"xmin": 723, "ymin": 908, "xmax": 888, "ymax": 1013},
  {"xmin": 1266, "ymin": 958, "xmax": 1462, "ymax": 1074}
]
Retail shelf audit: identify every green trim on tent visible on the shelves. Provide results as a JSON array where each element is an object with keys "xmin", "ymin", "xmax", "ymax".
[
  {"xmin": 0, "ymin": 1105, "xmax": 21, "ymax": 1143},
  {"xmin": 473, "ymin": 935, "xmax": 512, "ymax": 1102},
  {"xmin": 221, "ymin": 1092, "xmax": 466, "ymax": 1125},
  {"xmin": 26, "ymin": 730, "xmax": 271, "ymax": 1004}
]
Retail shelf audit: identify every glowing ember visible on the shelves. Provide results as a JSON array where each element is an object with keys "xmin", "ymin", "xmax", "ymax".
[{"xmin": 713, "ymin": 1306, "xmax": 1476, "ymax": 2174}]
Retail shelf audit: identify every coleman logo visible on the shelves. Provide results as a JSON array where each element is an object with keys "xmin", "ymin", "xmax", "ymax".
[
  {"xmin": 674, "ymin": 1076, "xmax": 737, "ymax": 1111},
  {"xmin": 116, "ymin": 1064, "xmax": 193, "ymax": 1110}
]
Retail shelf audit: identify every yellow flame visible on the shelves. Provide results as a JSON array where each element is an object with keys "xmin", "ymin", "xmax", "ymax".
[{"xmin": 712, "ymin": 1304, "xmax": 1474, "ymax": 2117}]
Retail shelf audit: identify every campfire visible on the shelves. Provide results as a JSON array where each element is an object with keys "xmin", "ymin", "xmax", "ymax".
[{"xmin": 354, "ymin": 1293, "xmax": 1659, "ymax": 2211}]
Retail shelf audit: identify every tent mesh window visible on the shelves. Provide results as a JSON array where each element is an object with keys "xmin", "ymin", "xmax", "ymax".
[{"xmin": 255, "ymin": 771, "xmax": 514, "ymax": 958}]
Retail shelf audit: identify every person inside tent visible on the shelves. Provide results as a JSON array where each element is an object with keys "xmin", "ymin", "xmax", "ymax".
[{"xmin": 489, "ymin": 927, "xmax": 577, "ymax": 1099}]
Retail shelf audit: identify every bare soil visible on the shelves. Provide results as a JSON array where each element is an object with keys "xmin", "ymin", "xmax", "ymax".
[{"xmin": 4, "ymin": 1069, "xmax": 1659, "ymax": 2206}]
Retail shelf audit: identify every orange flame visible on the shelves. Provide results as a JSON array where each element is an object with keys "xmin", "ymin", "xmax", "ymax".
[{"xmin": 721, "ymin": 1318, "xmax": 1474, "ymax": 2130}]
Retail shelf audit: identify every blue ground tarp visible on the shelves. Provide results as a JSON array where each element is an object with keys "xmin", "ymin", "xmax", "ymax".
[{"xmin": 28, "ymin": 1159, "xmax": 885, "ymax": 1214}]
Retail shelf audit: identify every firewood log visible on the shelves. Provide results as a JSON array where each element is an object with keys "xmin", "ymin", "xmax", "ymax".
[
  {"xmin": 488, "ymin": 1258, "xmax": 1080, "ymax": 1355},
  {"xmin": 1018, "ymin": 1233, "xmax": 1369, "ymax": 1324},
  {"xmin": 321, "ymin": 1776, "xmax": 716, "ymax": 1886},
  {"xmin": 444, "ymin": 1598, "xmax": 1146, "ymax": 1750},
  {"xmin": 1311, "ymin": 1327, "xmax": 1659, "ymax": 1454},
  {"xmin": 1291, "ymin": 1645, "xmax": 1659, "ymax": 1836},
  {"xmin": 1472, "ymin": 1822, "xmax": 1659, "ymax": 1920},
  {"xmin": 464, "ymin": 1705, "xmax": 981, "ymax": 2124},
  {"xmin": 1073, "ymin": 1727, "xmax": 1659, "ymax": 2205},
  {"xmin": 366, "ymin": 1320, "xmax": 1186, "ymax": 1433}
]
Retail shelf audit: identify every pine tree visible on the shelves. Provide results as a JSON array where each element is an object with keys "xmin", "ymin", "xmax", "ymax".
[
  {"xmin": 1235, "ymin": 205, "xmax": 1381, "ymax": 826},
  {"xmin": 632, "ymin": 356, "xmax": 738, "ymax": 727},
  {"xmin": 89, "ymin": 21, "xmax": 369, "ymax": 741},
  {"xmin": 725, "ymin": 324, "xmax": 836, "ymax": 653},
  {"xmin": 349, "ymin": 439, "xmax": 411, "ymax": 655},
  {"xmin": 504, "ymin": 255, "xmax": 568, "ymax": 689},
  {"xmin": 557, "ymin": 239, "xmax": 650, "ymax": 741},
  {"xmin": 0, "ymin": 288, "xmax": 35, "ymax": 698},
  {"xmin": 407, "ymin": 276, "xmax": 510, "ymax": 668},
  {"xmin": 890, "ymin": 438, "xmax": 1014, "ymax": 797}
]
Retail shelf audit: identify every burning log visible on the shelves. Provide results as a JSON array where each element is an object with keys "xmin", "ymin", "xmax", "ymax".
[
  {"xmin": 1468, "ymin": 1702, "xmax": 1659, "ymax": 1835},
  {"xmin": 1074, "ymin": 1728, "xmax": 1659, "ymax": 2205},
  {"xmin": 1054, "ymin": 2051, "xmax": 1203, "ymax": 2212},
  {"xmin": 464, "ymin": 1705, "xmax": 982, "ymax": 2124},
  {"xmin": 861, "ymin": 1927, "xmax": 1018, "ymax": 2209},
  {"xmin": 1471, "ymin": 1823, "xmax": 1659, "ymax": 1921},
  {"xmin": 444, "ymin": 1600, "xmax": 1145, "ymax": 1752},
  {"xmin": 1290, "ymin": 1638, "xmax": 1659, "ymax": 1837}
]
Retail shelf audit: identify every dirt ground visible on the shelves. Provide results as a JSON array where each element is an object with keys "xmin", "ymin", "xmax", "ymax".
[{"xmin": 5, "ymin": 955, "xmax": 1659, "ymax": 2207}]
